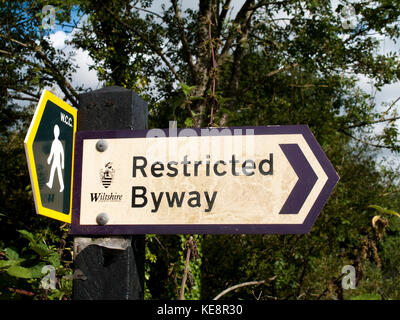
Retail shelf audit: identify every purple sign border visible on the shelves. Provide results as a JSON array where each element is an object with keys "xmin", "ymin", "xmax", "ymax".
[{"xmin": 70, "ymin": 125, "xmax": 339, "ymax": 235}]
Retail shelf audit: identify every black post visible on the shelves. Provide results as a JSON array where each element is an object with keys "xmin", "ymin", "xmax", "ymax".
[{"xmin": 72, "ymin": 86, "xmax": 147, "ymax": 300}]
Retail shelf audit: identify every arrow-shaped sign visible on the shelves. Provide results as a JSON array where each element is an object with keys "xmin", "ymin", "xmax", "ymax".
[
  {"xmin": 70, "ymin": 125, "xmax": 339, "ymax": 235},
  {"xmin": 24, "ymin": 90, "xmax": 77, "ymax": 223},
  {"xmin": 279, "ymin": 144, "xmax": 318, "ymax": 214}
]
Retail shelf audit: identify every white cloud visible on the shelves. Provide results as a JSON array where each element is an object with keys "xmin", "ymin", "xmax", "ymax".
[
  {"xmin": 48, "ymin": 30, "xmax": 68, "ymax": 50},
  {"xmin": 46, "ymin": 27, "xmax": 101, "ymax": 93},
  {"xmin": 70, "ymin": 48, "xmax": 102, "ymax": 90}
]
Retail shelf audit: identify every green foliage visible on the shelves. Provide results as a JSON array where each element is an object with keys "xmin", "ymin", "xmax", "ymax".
[
  {"xmin": 0, "ymin": 227, "xmax": 73, "ymax": 300},
  {"xmin": 144, "ymin": 234, "xmax": 157, "ymax": 299},
  {"xmin": 180, "ymin": 235, "xmax": 202, "ymax": 300},
  {"xmin": 201, "ymin": 146, "xmax": 400, "ymax": 300},
  {"xmin": 350, "ymin": 293, "xmax": 382, "ymax": 300},
  {"xmin": 369, "ymin": 205, "xmax": 400, "ymax": 219},
  {"xmin": 179, "ymin": 83, "xmax": 197, "ymax": 98},
  {"xmin": 0, "ymin": 1, "xmax": 82, "ymax": 108},
  {"xmin": 145, "ymin": 234, "xmax": 202, "ymax": 300}
]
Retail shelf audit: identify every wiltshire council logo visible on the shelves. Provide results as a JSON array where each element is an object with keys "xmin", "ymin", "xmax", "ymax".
[
  {"xmin": 100, "ymin": 162, "xmax": 114, "ymax": 188},
  {"xmin": 90, "ymin": 162, "xmax": 122, "ymax": 203}
]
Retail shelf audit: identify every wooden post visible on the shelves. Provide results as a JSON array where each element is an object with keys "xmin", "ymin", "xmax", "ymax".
[{"xmin": 72, "ymin": 86, "xmax": 147, "ymax": 300}]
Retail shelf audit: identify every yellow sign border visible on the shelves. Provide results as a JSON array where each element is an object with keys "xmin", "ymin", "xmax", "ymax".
[{"xmin": 24, "ymin": 90, "xmax": 77, "ymax": 223}]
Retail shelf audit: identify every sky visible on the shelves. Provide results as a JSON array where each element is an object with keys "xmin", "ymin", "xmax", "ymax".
[{"xmin": 47, "ymin": 29, "xmax": 101, "ymax": 91}]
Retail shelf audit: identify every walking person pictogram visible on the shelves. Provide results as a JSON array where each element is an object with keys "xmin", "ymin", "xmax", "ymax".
[{"xmin": 46, "ymin": 124, "xmax": 64, "ymax": 192}]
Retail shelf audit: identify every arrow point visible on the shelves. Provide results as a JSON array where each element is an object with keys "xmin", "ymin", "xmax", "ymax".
[{"xmin": 279, "ymin": 144, "xmax": 318, "ymax": 214}]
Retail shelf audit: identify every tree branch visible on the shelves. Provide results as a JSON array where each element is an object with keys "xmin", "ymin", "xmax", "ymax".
[
  {"xmin": 105, "ymin": 7, "xmax": 184, "ymax": 83},
  {"xmin": 344, "ymin": 115, "xmax": 400, "ymax": 130},
  {"xmin": 220, "ymin": 9, "xmax": 253, "ymax": 126},
  {"xmin": 8, "ymin": 87, "xmax": 40, "ymax": 99},
  {"xmin": 339, "ymin": 129, "xmax": 395, "ymax": 150},
  {"xmin": 213, "ymin": 280, "xmax": 265, "ymax": 300},
  {"xmin": 0, "ymin": 33, "xmax": 28, "ymax": 48},
  {"xmin": 217, "ymin": 0, "xmax": 232, "ymax": 37},
  {"xmin": 32, "ymin": 48, "xmax": 79, "ymax": 107},
  {"xmin": 1, "ymin": 31, "xmax": 79, "ymax": 107},
  {"xmin": 132, "ymin": 6, "xmax": 165, "ymax": 20},
  {"xmin": 6, "ymin": 94, "xmax": 39, "ymax": 102},
  {"xmin": 383, "ymin": 95, "xmax": 400, "ymax": 115},
  {"xmin": 179, "ymin": 237, "xmax": 192, "ymax": 300},
  {"xmin": 217, "ymin": 0, "xmax": 255, "ymax": 67},
  {"xmin": 266, "ymin": 63, "xmax": 299, "ymax": 78},
  {"xmin": 171, "ymin": 0, "xmax": 197, "ymax": 81},
  {"xmin": 0, "ymin": 49, "xmax": 12, "ymax": 55},
  {"xmin": 216, "ymin": 0, "xmax": 285, "ymax": 67},
  {"xmin": 252, "ymin": 0, "xmax": 284, "ymax": 11}
]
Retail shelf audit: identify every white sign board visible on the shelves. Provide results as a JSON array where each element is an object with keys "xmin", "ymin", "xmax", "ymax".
[{"xmin": 71, "ymin": 126, "xmax": 339, "ymax": 234}]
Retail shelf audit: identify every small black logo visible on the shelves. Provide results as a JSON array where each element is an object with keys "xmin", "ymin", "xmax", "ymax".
[{"xmin": 100, "ymin": 162, "xmax": 114, "ymax": 188}]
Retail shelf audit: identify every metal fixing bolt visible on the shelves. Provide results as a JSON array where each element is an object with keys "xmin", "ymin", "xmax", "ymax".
[
  {"xmin": 96, "ymin": 213, "xmax": 109, "ymax": 226},
  {"xmin": 96, "ymin": 139, "xmax": 108, "ymax": 152}
]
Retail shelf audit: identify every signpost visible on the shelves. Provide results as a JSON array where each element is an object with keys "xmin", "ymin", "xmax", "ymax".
[
  {"xmin": 70, "ymin": 125, "xmax": 339, "ymax": 235},
  {"xmin": 23, "ymin": 87, "xmax": 339, "ymax": 300},
  {"xmin": 24, "ymin": 90, "xmax": 77, "ymax": 223},
  {"xmin": 72, "ymin": 86, "xmax": 146, "ymax": 300}
]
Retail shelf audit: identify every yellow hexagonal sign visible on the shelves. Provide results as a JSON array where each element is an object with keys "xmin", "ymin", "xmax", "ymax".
[{"xmin": 24, "ymin": 90, "xmax": 77, "ymax": 223}]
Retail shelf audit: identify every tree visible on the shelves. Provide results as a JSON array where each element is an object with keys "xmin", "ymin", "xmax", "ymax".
[
  {"xmin": 67, "ymin": 1, "xmax": 400, "ymax": 142},
  {"xmin": 0, "ymin": 1, "xmax": 82, "ymax": 108}
]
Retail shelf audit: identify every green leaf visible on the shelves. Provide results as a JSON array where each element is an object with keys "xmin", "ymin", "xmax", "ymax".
[
  {"xmin": 368, "ymin": 205, "xmax": 400, "ymax": 218},
  {"xmin": 189, "ymin": 96, "xmax": 205, "ymax": 101},
  {"xmin": 30, "ymin": 242, "xmax": 51, "ymax": 257},
  {"xmin": 30, "ymin": 264, "xmax": 46, "ymax": 278},
  {"xmin": 17, "ymin": 229, "xmax": 35, "ymax": 243},
  {"xmin": 179, "ymin": 83, "xmax": 196, "ymax": 97},
  {"xmin": 47, "ymin": 253, "xmax": 61, "ymax": 268},
  {"xmin": 215, "ymin": 95, "xmax": 229, "ymax": 106},
  {"xmin": 184, "ymin": 117, "xmax": 193, "ymax": 127},
  {"xmin": 0, "ymin": 260, "xmax": 17, "ymax": 269},
  {"xmin": 6, "ymin": 265, "xmax": 32, "ymax": 279},
  {"xmin": 219, "ymin": 107, "xmax": 233, "ymax": 117},
  {"xmin": 4, "ymin": 248, "xmax": 19, "ymax": 261}
]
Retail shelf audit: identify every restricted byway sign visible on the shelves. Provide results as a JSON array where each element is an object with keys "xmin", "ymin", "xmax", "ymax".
[
  {"xmin": 24, "ymin": 90, "xmax": 77, "ymax": 223},
  {"xmin": 70, "ymin": 125, "xmax": 339, "ymax": 234}
]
